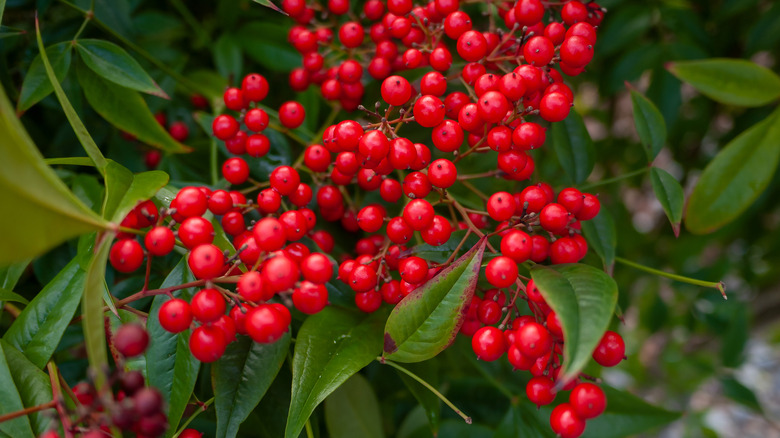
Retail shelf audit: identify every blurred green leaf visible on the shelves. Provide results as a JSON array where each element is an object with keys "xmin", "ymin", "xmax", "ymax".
[
  {"xmin": 81, "ymin": 234, "xmax": 112, "ymax": 389},
  {"xmin": 75, "ymin": 62, "xmax": 190, "ymax": 153},
  {"xmin": 214, "ymin": 333, "xmax": 290, "ymax": 438},
  {"xmin": 0, "ymin": 289, "xmax": 29, "ymax": 305},
  {"xmin": 721, "ymin": 303, "xmax": 749, "ymax": 368},
  {"xmin": 4, "ymin": 258, "xmax": 86, "ymax": 368},
  {"xmin": 238, "ymin": 22, "xmax": 302, "ymax": 74},
  {"xmin": 685, "ymin": 108, "xmax": 780, "ymax": 234},
  {"xmin": 580, "ymin": 386, "xmax": 681, "ymax": 438},
  {"xmin": 668, "ymin": 59, "xmax": 780, "ymax": 107},
  {"xmin": 76, "ymin": 39, "xmax": 168, "ymax": 98},
  {"xmin": 407, "ymin": 230, "xmax": 480, "ymax": 264},
  {"xmin": 0, "ymin": 342, "xmax": 35, "ymax": 438},
  {"xmin": 102, "ymin": 162, "xmax": 169, "ymax": 223},
  {"xmin": 325, "ymin": 373, "xmax": 384, "ymax": 438},
  {"xmin": 213, "ymin": 34, "xmax": 243, "ymax": 82},
  {"xmin": 0, "ymin": 341, "xmax": 52, "ymax": 435},
  {"xmin": 0, "ymin": 259, "xmax": 31, "ymax": 290},
  {"xmin": 383, "ymin": 239, "xmax": 486, "ymax": 363},
  {"xmin": 17, "ymin": 42, "xmax": 72, "ymax": 112},
  {"xmin": 286, "ymin": 306, "xmax": 387, "ymax": 438},
  {"xmin": 596, "ymin": 5, "xmax": 653, "ymax": 57},
  {"xmin": 396, "ymin": 361, "xmax": 441, "ymax": 435},
  {"xmin": 650, "ymin": 168, "xmax": 684, "ymax": 237},
  {"xmin": 630, "ymin": 90, "xmax": 667, "ymax": 161},
  {"xmin": 721, "ymin": 377, "xmax": 762, "ymax": 413},
  {"xmin": 530, "ymin": 264, "xmax": 618, "ymax": 384},
  {"xmin": 581, "ymin": 209, "xmax": 617, "ymax": 272},
  {"xmin": 551, "ymin": 110, "xmax": 595, "ymax": 185}
]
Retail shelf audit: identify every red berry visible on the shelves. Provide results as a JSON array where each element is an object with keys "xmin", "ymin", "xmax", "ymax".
[
  {"xmin": 242, "ymin": 73, "xmax": 269, "ymax": 102},
  {"xmin": 539, "ymin": 92, "xmax": 572, "ymax": 122},
  {"xmin": 188, "ymin": 244, "xmax": 225, "ymax": 279},
  {"xmin": 253, "ymin": 218, "xmax": 287, "ymax": 252},
  {"xmin": 145, "ymin": 226, "xmax": 175, "ymax": 256},
  {"xmin": 159, "ymin": 298, "xmax": 193, "ymax": 333},
  {"xmin": 381, "ymin": 75, "xmax": 412, "ymax": 106},
  {"xmin": 540, "ymin": 203, "xmax": 570, "ymax": 232},
  {"xmin": 413, "ymin": 95, "xmax": 446, "ymax": 128},
  {"xmin": 487, "ymin": 191, "xmax": 516, "ymax": 221},
  {"xmin": 526, "ymin": 376, "xmax": 556, "ymax": 407},
  {"xmin": 515, "ymin": 321, "xmax": 551, "ymax": 359},
  {"xmin": 500, "ymin": 230, "xmax": 532, "ymax": 263},
  {"xmin": 485, "ymin": 256, "xmax": 518, "ymax": 288},
  {"xmin": 189, "ymin": 325, "xmax": 227, "ymax": 362},
  {"xmin": 174, "ymin": 187, "xmax": 208, "ymax": 218},
  {"xmin": 114, "ymin": 323, "xmax": 149, "ymax": 357},
  {"xmin": 279, "ymin": 101, "xmax": 306, "ymax": 129},
  {"xmin": 550, "ymin": 403, "xmax": 586, "ymax": 438},
  {"xmin": 403, "ymin": 199, "xmax": 435, "ymax": 231},
  {"xmin": 246, "ymin": 304, "xmax": 289, "ymax": 343},
  {"xmin": 292, "ymin": 281, "xmax": 328, "ymax": 314},
  {"xmin": 456, "ymin": 30, "xmax": 487, "ymax": 62},
  {"xmin": 178, "ymin": 216, "xmax": 214, "ymax": 249},
  {"xmin": 592, "ymin": 330, "xmax": 625, "ymax": 367},
  {"xmin": 110, "ymin": 239, "xmax": 144, "ymax": 273},
  {"xmin": 261, "ymin": 255, "xmax": 300, "ymax": 293},
  {"xmin": 355, "ymin": 290, "xmax": 383, "ymax": 312},
  {"xmin": 213, "ymin": 115, "xmax": 240, "ymax": 140},
  {"xmin": 471, "ymin": 326, "xmax": 507, "ymax": 361},
  {"xmin": 191, "ymin": 288, "xmax": 226, "ymax": 323},
  {"xmin": 428, "ymin": 159, "xmax": 457, "ymax": 188},
  {"xmin": 569, "ymin": 382, "xmax": 606, "ymax": 419}
]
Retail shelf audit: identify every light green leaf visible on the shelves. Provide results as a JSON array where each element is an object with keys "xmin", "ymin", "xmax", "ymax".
[
  {"xmin": 17, "ymin": 42, "xmax": 72, "ymax": 112},
  {"xmin": 551, "ymin": 110, "xmax": 596, "ymax": 185},
  {"xmin": 76, "ymin": 39, "xmax": 168, "ymax": 98},
  {"xmin": 0, "ymin": 289, "xmax": 29, "ymax": 305},
  {"xmin": 685, "ymin": 108, "xmax": 780, "ymax": 234},
  {"xmin": 0, "ymin": 342, "xmax": 35, "ymax": 438},
  {"xmin": 325, "ymin": 373, "xmax": 384, "ymax": 438},
  {"xmin": 530, "ymin": 264, "xmax": 618, "ymax": 385},
  {"xmin": 650, "ymin": 168, "xmax": 684, "ymax": 237},
  {"xmin": 75, "ymin": 61, "xmax": 190, "ymax": 153},
  {"xmin": 285, "ymin": 306, "xmax": 388, "ymax": 438},
  {"xmin": 668, "ymin": 58, "xmax": 780, "ymax": 107},
  {"xmin": 383, "ymin": 239, "xmax": 486, "ymax": 363},
  {"xmin": 581, "ymin": 209, "xmax": 617, "ymax": 272},
  {"xmin": 630, "ymin": 90, "xmax": 667, "ymax": 161}
]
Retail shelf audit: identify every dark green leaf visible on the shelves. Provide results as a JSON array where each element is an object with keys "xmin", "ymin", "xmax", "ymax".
[
  {"xmin": 407, "ymin": 230, "xmax": 480, "ymax": 264},
  {"xmin": 494, "ymin": 402, "xmax": 554, "ymax": 438},
  {"xmin": 75, "ymin": 62, "xmax": 190, "ymax": 153},
  {"xmin": 213, "ymin": 34, "xmax": 243, "ymax": 82},
  {"xmin": 238, "ymin": 22, "xmax": 302, "ymax": 74},
  {"xmin": 325, "ymin": 373, "xmax": 384, "ymax": 438},
  {"xmin": 4, "ymin": 258, "xmax": 86, "ymax": 368},
  {"xmin": 286, "ymin": 306, "xmax": 388, "ymax": 438},
  {"xmin": 630, "ymin": 90, "xmax": 667, "ymax": 161},
  {"xmin": 145, "ymin": 258, "xmax": 200, "ymax": 437},
  {"xmin": 650, "ymin": 168, "xmax": 684, "ymax": 237},
  {"xmin": 396, "ymin": 361, "xmax": 440, "ymax": 435},
  {"xmin": 0, "ymin": 341, "xmax": 53, "ymax": 435},
  {"xmin": 0, "ymin": 70, "xmax": 106, "ymax": 266},
  {"xmin": 76, "ymin": 39, "xmax": 167, "ymax": 98},
  {"xmin": 595, "ymin": 5, "xmax": 653, "ymax": 57},
  {"xmin": 82, "ymin": 234, "xmax": 112, "ymax": 388},
  {"xmin": 383, "ymin": 239, "xmax": 486, "ymax": 363},
  {"xmin": 0, "ymin": 342, "xmax": 35, "ymax": 438},
  {"xmin": 214, "ymin": 333, "xmax": 290, "ymax": 438},
  {"xmin": 581, "ymin": 209, "xmax": 617, "ymax": 273},
  {"xmin": 0, "ymin": 259, "xmax": 31, "ymax": 290},
  {"xmin": 721, "ymin": 377, "xmax": 762, "ymax": 413},
  {"xmin": 551, "ymin": 110, "xmax": 595, "ymax": 185},
  {"xmin": 17, "ymin": 42, "xmax": 72, "ymax": 112},
  {"xmin": 685, "ymin": 108, "xmax": 780, "ymax": 234},
  {"xmin": 722, "ymin": 303, "xmax": 749, "ymax": 368},
  {"xmin": 530, "ymin": 264, "xmax": 618, "ymax": 384},
  {"xmin": 580, "ymin": 386, "xmax": 680, "ymax": 438},
  {"xmin": 35, "ymin": 23, "xmax": 108, "ymax": 174},
  {"xmin": 0, "ymin": 289, "xmax": 29, "ymax": 305},
  {"xmin": 668, "ymin": 58, "xmax": 780, "ymax": 107}
]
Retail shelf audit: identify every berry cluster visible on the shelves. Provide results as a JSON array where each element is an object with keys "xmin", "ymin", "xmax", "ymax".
[
  {"xmin": 106, "ymin": 0, "xmax": 619, "ymax": 436},
  {"xmin": 38, "ymin": 324, "xmax": 195, "ymax": 438}
]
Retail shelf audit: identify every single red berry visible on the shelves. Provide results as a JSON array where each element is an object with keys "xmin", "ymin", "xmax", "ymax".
[
  {"xmin": 431, "ymin": 119, "xmax": 464, "ymax": 152},
  {"xmin": 159, "ymin": 298, "xmax": 193, "ymax": 333},
  {"xmin": 550, "ymin": 403, "xmax": 586, "ymax": 438},
  {"xmin": 110, "ymin": 239, "xmax": 144, "ymax": 273},
  {"xmin": 456, "ymin": 30, "xmax": 487, "ymax": 62},
  {"xmin": 178, "ymin": 216, "xmax": 214, "ymax": 249},
  {"xmin": 421, "ymin": 215, "xmax": 453, "ymax": 246},
  {"xmin": 212, "ymin": 114, "xmax": 240, "ymax": 140},
  {"xmin": 540, "ymin": 203, "xmax": 570, "ymax": 232},
  {"xmin": 413, "ymin": 95, "xmax": 446, "ymax": 128},
  {"xmin": 355, "ymin": 290, "xmax": 383, "ymax": 312},
  {"xmin": 174, "ymin": 187, "xmax": 208, "ymax": 218},
  {"xmin": 472, "ymin": 326, "xmax": 507, "ymax": 361},
  {"xmin": 485, "ymin": 256, "xmax": 518, "ymax": 288},
  {"xmin": 515, "ymin": 321, "xmax": 552, "ymax": 359},
  {"xmin": 179, "ymin": 429, "xmax": 203, "ymax": 438},
  {"xmin": 570, "ymin": 382, "xmax": 606, "ymax": 419},
  {"xmin": 253, "ymin": 217, "xmax": 287, "ymax": 252},
  {"xmin": 242, "ymin": 73, "xmax": 269, "ymax": 102},
  {"xmin": 592, "ymin": 330, "xmax": 625, "ymax": 367},
  {"xmin": 403, "ymin": 199, "xmax": 435, "ymax": 231},
  {"xmin": 550, "ymin": 236, "xmax": 582, "ymax": 264},
  {"xmin": 191, "ymin": 288, "xmax": 226, "ymax": 323},
  {"xmin": 246, "ymin": 304, "xmax": 290, "ymax": 343},
  {"xmin": 428, "ymin": 158, "xmax": 457, "ymax": 188},
  {"xmin": 526, "ymin": 376, "xmax": 557, "ymax": 407},
  {"xmin": 293, "ymin": 281, "xmax": 329, "ymax": 314},
  {"xmin": 261, "ymin": 254, "xmax": 300, "ymax": 293},
  {"xmin": 188, "ymin": 244, "xmax": 225, "ymax": 279},
  {"xmin": 145, "ymin": 226, "xmax": 175, "ymax": 256},
  {"xmin": 539, "ymin": 92, "xmax": 572, "ymax": 122},
  {"xmin": 381, "ymin": 75, "xmax": 412, "ymax": 106},
  {"xmin": 114, "ymin": 323, "xmax": 149, "ymax": 357},
  {"xmin": 477, "ymin": 299, "xmax": 502, "ymax": 325},
  {"xmin": 514, "ymin": 0, "xmax": 544, "ymax": 27},
  {"xmin": 189, "ymin": 325, "xmax": 227, "ymax": 362},
  {"xmin": 500, "ymin": 230, "xmax": 532, "ymax": 263},
  {"xmin": 576, "ymin": 193, "xmax": 600, "ymax": 220},
  {"xmin": 487, "ymin": 191, "xmax": 517, "ymax": 221}
]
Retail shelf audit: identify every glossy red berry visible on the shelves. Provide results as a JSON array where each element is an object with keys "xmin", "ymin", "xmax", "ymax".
[
  {"xmin": 279, "ymin": 101, "xmax": 306, "ymax": 129},
  {"xmin": 178, "ymin": 216, "xmax": 214, "ymax": 249},
  {"xmin": 261, "ymin": 255, "xmax": 300, "ymax": 293},
  {"xmin": 471, "ymin": 326, "xmax": 507, "ymax": 361},
  {"xmin": 246, "ymin": 304, "xmax": 289, "ymax": 343},
  {"xmin": 381, "ymin": 75, "xmax": 412, "ymax": 106},
  {"xmin": 592, "ymin": 330, "xmax": 625, "ymax": 367},
  {"xmin": 293, "ymin": 281, "xmax": 329, "ymax": 314},
  {"xmin": 540, "ymin": 203, "xmax": 570, "ymax": 232},
  {"xmin": 403, "ymin": 199, "xmax": 435, "ymax": 231},
  {"xmin": 144, "ymin": 226, "xmax": 175, "ymax": 256},
  {"xmin": 242, "ymin": 73, "xmax": 270, "ymax": 102},
  {"xmin": 110, "ymin": 239, "xmax": 144, "ymax": 273},
  {"xmin": 188, "ymin": 244, "xmax": 225, "ymax": 279},
  {"xmin": 550, "ymin": 403, "xmax": 586, "ymax": 438},
  {"xmin": 191, "ymin": 288, "xmax": 226, "ymax": 323},
  {"xmin": 253, "ymin": 217, "xmax": 287, "ymax": 252},
  {"xmin": 485, "ymin": 256, "xmax": 518, "ymax": 288},
  {"xmin": 213, "ymin": 115, "xmax": 240, "ymax": 140},
  {"xmin": 526, "ymin": 376, "xmax": 556, "ymax": 407},
  {"xmin": 159, "ymin": 298, "xmax": 193, "ymax": 333},
  {"xmin": 189, "ymin": 325, "xmax": 227, "ymax": 362},
  {"xmin": 428, "ymin": 159, "xmax": 457, "ymax": 188},
  {"xmin": 487, "ymin": 191, "xmax": 516, "ymax": 221},
  {"xmin": 500, "ymin": 230, "xmax": 532, "ymax": 263},
  {"xmin": 570, "ymin": 382, "xmax": 606, "ymax": 419},
  {"xmin": 515, "ymin": 321, "xmax": 552, "ymax": 359},
  {"xmin": 456, "ymin": 30, "xmax": 487, "ymax": 62},
  {"xmin": 413, "ymin": 95, "xmax": 446, "ymax": 128}
]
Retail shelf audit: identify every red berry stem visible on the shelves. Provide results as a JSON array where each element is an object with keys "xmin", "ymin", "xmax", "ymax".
[
  {"xmin": 114, "ymin": 276, "xmax": 241, "ymax": 308},
  {"xmin": 0, "ymin": 400, "xmax": 56, "ymax": 424},
  {"xmin": 47, "ymin": 362, "xmax": 75, "ymax": 438}
]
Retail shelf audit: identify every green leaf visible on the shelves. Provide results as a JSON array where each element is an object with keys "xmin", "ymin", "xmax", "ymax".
[
  {"xmin": 685, "ymin": 108, "xmax": 780, "ymax": 234},
  {"xmin": 82, "ymin": 234, "xmax": 113, "ymax": 389},
  {"xmin": 721, "ymin": 377, "xmax": 762, "ymax": 413},
  {"xmin": 530, "ymin": 264, "xmax": 618, "ymax": 385},
  {"xmin": 0, "ymin": 259, "xmax": 31, "ymax": 290},
  {"xmin": 667, "ymin": 58, "xmax": 780, "ymax": 107},
  {"xmin": 0, "ymin": 289, "xmax": 29, "ymax": 305},
  {"xmin": 630, "ymin": 90, "xmax": 667, "ymax": 161},
  {"xmin": 325, "ymin": 373, "xmax": 384, "ymax": 438},
  {"xmin": 101, "ymin": 161, "xmax": 169, "ymax": 223},
  {"xmin": 76, "ymin": 39, "xmax": 168, "ymax": 98},
  {"xmin": 1, "ymin": 341, "xmax": 53, "ymax": 435},
  {"xmin": 75, "ymin": 61, "xmax": 190, "ymax": 153},
  {"xmin": 0, "ymin": 342, "xmax": 35, "ymax": 438},
  {"xmin": 383, "ymin": 239, "xmax": 486, "ymax": 363},
  {"xmin": 214, "ymin": 334, "xmax": 289, "ymax": 438},
  {"xmin": 285, "ymin": 306, "xmax": 388, "ymax": 438},
  {"xmin": 145, "ymin": 258, "xmax": 200, "ymax": 437},
  {"xmin": 17, "ymin": 42, "xmax": 72, "ymax": 112},
  {"xmin": 407, "ymin": 230, "xmax": 480, "ymax": 264},
  {"xmin": 213, "ymin": 34, "xmax": 244, "ymax": 82},
  {"xmin": 238, "ymin": 22, "xmax": 302, "ymax": 74},
  {"xmin": 396, "ymin": 361, "xmax": 440, "ymax": 435},
  {"xmin": 551, "ymin": 110, "xmax": 595, "ymax": 185},
  {"xmin": 35, "ymin": 22, "xmax": 107, "ymax": 175},
  {"xmin": 252, "ymin": 0, "xmax": 288, "ymax": 14},
  {"xmin": 581, "ymin": 209, "xmax": 617, "ymax": 273},
  {"xmin": 579, "ymin": 386, "xmax": 680, "ymax": 438},
  {"xmin": 4, "ymin": 258, "xmax": 86, "ymax": 368},
  {"xmin": 650, "ymin": 168, "xmax": 684, "ymax": 237},
  {"xmin": 0, "ymin": 73, "xmax": 107, "ymax": 265}
]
